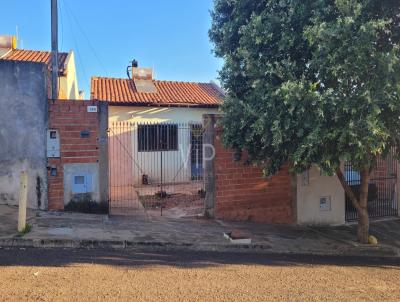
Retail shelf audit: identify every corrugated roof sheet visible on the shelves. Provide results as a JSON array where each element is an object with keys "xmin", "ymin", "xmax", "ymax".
[
  {"xmin": 91, "ymin": 76, "xmax": 224, "ymax": 107},
  {"xmin": 0, "ymin": 49, "xmax": 68, "ymax": 71}
]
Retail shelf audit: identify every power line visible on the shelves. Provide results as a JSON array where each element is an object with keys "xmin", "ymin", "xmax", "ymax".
[
  {"xmin": 60, "ymin": 0, "xmax": 89, "ymax": 88},
  {"xmin": 61, "ymin": 0, "xmax": 109, "ymax": 76}
]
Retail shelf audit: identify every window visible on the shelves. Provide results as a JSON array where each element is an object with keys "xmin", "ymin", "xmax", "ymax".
[
  {"xmin": 138, "ymin": 124, "xmax": 178, "ymax": 152},
  {"xmin": 74, "ymin": 176, "xmax": 85, "ymax": 185},
  {"xmin": 72, "ymin": 174, "xmax": 92, "ymax": 194}
]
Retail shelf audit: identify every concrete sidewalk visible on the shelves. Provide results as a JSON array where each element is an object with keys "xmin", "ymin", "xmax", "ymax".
[
  {"xmin": 0, "ymin": 205, "xmax": 36, "ymax": 238},
  {"xmin": 0, "ymin": 205, "xmax": 399, "ymax": 258}
]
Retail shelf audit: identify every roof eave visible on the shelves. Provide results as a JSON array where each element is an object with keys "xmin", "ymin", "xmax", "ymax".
[{"xmin": 94, "ymin": 99, "xmax": 220, "ymax": 108}]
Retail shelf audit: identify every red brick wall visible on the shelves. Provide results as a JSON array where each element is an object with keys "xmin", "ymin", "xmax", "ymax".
[
  {"xmin": 47, "ymin": 100, "xmax": 100, "ymax": 210},
  {"xmin": 369, "ymin": 150, "xmax": 397, "ymax": 200},
  {"xmin": 214, "ymin": 132, "xmax": 294, "ymax": 224}
]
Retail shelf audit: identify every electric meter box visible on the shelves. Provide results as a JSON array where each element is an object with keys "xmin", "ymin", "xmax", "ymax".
[{"xmin": 47, "ymin": 129, "xmax": 60, "ymax": 158}]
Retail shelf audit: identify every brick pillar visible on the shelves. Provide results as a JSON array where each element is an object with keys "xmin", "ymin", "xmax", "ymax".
[
  {"xmin": 203, "ymin": 114, "xmax": 216, "ymax": 218},
  {"xmin": 290, "ymin": 167, "xmax": 298, "ymax": 224}
]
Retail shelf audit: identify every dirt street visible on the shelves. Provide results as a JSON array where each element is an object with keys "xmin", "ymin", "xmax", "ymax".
[{"xmin": 0, "ymin": 249, "xmax": 399, "ymax": 302}]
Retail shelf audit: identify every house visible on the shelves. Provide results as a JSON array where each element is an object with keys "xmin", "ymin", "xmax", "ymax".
[
  {"xmin": 0, "ymin": 35, "xmax": 87, "ymax": 210},
  {"xmin": 91, "ymin": 63, "xmax": 224, "ymax": 211},
  {"xmin": 0, "ymin": 35, "xmax": 83, "ymax": 100}
]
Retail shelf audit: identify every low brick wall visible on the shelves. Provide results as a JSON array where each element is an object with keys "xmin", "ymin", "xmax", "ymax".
[
  {"xmin": 47, "ymin": 100, "xmax": 101, "ymax": 210},
  {"xmin": 214, "ymin": 131, "xmax": 294, "ymax": 224}
]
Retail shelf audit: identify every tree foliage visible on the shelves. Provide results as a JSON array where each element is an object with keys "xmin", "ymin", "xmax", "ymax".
[
  {"xmin": 210, "ymin": 0, "xmax": 400, "ymax": 242},
  {"xmin": 210, "ymin": 0, "xmax": 400, "ymax": 174}
]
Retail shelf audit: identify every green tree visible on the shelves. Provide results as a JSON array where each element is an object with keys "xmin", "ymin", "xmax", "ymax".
[{"xmin": 210, "ymin": 0, "xmax": 400, "ymax": 243}]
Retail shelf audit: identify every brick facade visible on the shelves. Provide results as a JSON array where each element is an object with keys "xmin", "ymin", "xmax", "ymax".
[
  {"xmin": 214, "ymin": 130, "xmax": 295, "ymax": 224},
  {"xmin": 369, "ymin": 150, "xmax": 397, "ymax": 203},
  {"xmin": 47, "ymin": 100, "xmax": 101, "ymax": 210}
]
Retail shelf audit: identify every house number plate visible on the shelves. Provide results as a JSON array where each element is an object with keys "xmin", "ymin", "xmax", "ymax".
[{"xmin": 87, "ymin": 106, "xmax": 98, "ymax": 113}]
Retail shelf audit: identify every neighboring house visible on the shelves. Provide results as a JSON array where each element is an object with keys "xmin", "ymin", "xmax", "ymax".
[
  {"xmin": 0, "ymin": 35, "xmax": 86, "ymax": 210},
  {"xmin": 0, "ymin": 35, "xmax": 83, "ymax": 100},
  {"xmin": 0, "ymin": 58, "xmax": 48, "ymax": 209},
  {"xmin": 91, "ymin": 65, "xmax": 223, "ymax": 208}
]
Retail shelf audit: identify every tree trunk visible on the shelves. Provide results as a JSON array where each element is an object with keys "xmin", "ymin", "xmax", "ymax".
[
  {"xmin": 357, "ymin": 207, "xmax": 369, "ymax": 244},
  {"xmin": 336, "ymin": 166, "xmax": 370, "ymax": 244},
  {"xmin": 356, "ymin": 168, "xmax": 370, "ymax": 244}
]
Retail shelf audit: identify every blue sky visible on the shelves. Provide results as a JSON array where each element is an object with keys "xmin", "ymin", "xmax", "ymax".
[{"xmin": 0, "ymin": 0, "xmax": 222, "ymax": 97}]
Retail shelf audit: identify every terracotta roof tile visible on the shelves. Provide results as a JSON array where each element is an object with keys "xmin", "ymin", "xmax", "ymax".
[
  {"xmin": 1, "ymin": 49, "xmax": 68, "ymax": 72},
  {"xmin": 91, "ymin": 77, "xmax": 224, "ymax": 107}
]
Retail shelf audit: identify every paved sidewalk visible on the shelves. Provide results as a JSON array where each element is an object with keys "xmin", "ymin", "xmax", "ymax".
[
  {"xmin": 0, "ymin": 205, "xmax": 35, "ymax": 238},
  {"xmin": 0, "ymin": 205, "xmax": 399, "ymax": 257}
]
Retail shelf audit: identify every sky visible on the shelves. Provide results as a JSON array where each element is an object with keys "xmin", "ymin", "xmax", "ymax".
[{"xmin": 0, "ymin": 0, "xmax": 223, "ymax": 97}]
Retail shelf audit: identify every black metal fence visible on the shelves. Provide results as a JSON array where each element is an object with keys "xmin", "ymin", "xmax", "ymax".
[
  {"xmin": 108, "ymin": 122, "xmax": 205, "ymax": 216},
  {"xmin": 345, "ymin": 149, "xmax": 398, "ymax": 221}
]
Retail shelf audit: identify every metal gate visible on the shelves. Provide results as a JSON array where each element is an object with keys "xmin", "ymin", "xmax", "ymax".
[
  {"xmin": 108, "ymin": 122, "xmax": 205, "ymax": 216},
  {"xmin": 345, "ymin": 149, "xmax": 398, "ymax": 221}
]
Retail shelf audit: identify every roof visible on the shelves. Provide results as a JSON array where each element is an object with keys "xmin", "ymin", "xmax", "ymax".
[
  {"xmin": 0, "ymin": 49, "xmax": 68, "ymax": 72},
  {"xmin": 91, "ymin": 77, "xmax": 224, "ymax": 107}
]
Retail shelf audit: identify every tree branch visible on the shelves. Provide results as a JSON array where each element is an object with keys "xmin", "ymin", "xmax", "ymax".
[{"xmin": 335, "ymin": 167, "xmax": 361, "ymax": 212}]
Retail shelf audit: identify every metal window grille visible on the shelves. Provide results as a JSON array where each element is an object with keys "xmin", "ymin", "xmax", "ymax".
[{"xmin": 138, "ymin": 124, "xmax": 178, "ymax": 152}]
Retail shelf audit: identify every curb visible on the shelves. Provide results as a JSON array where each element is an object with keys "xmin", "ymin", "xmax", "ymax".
[{"xmin": 0, "ymin": 237, "xmax": 398, "ymax": 259}]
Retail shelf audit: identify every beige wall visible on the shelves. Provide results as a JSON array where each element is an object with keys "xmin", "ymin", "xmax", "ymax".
[
  {"xmin": 58, "ymin": 51, "xmax": 81, "ymax": 100},
  {"xmin": 109, "ymin": 106, "xmax": 219, "ymax": 124},
  {"xmin": 297, "ymin": 165, "xmax": 345, "ymax": 225},
  {"xmin": 109, "ymin": 106, "xmax": 219, "ymax": 185}
]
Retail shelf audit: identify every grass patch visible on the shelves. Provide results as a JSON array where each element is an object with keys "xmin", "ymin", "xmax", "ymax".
[{"xmin": 18, "ymin": 224, "xmax": 32, "ymax": 236}]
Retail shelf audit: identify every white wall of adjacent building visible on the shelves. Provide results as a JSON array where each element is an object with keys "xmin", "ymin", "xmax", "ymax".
[{"xmin": 58, "ymin": 51, "xmax": 81, "ymax": 100}]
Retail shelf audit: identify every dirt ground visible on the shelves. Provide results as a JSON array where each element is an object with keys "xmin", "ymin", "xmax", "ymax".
[
  {"xmin": 144, "ymin": 193, "xmax": 205, "ymax": 218},
  {"xmin": 0, "ymin": 249, "xmax": 399, "ymax": 302}
]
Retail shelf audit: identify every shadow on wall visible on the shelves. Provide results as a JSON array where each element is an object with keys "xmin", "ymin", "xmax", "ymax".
[{"xmin": 0, "ymin": 161, "xmax": 46, "ymax": 209}]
